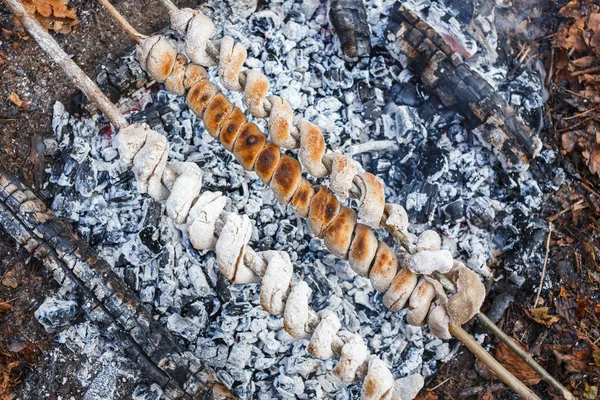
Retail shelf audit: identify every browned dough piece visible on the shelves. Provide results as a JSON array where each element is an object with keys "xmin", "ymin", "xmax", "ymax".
[
  {"xmin": 204, "ymin": 93, "xmax": 233, "ymax": 138},
  {"xmin": 382, "ymin": 267, "xmax": 418, "ymax": 312},
  {"xmin": 369, "ymin": 241, "xmax": 398, "ymax": 293},
  {"xmin": 254, "ymin": 143, "xmax": 281, "ymax": 184},
  {"xmin": 348, "ymin": 224, "xmax": 378, "ymax": 277},
  {"xmin": 187, "ymin": 80, "xmax": 219, "ymax": 118},
  {"xmin": 324, "ymin": 206, "xmax": 357, "ymax": 259},
  {"xmin": 244, "ymin": 70, "xmax": 270, "ymax": 117},
  {"xmin": 183, "ymin": 63, "xmax": 208, "ymax": 89},
  {"xmin": 270, "ymin": 155, "xmax": 303, "ymax": 205},
  {"xmin": 356, "ymin": 172, "xmax": 385, "ymax": 229},
  {"xmin": 219, "ymin": 107, "xmax": 247, "ymax": 151},
  {"xmin": 290, "ymin": 178, "xmax": 314, "ymax": 218},
  {"xmin": 406, "ymin": 279, "xmax": 436, "ymax": 326},
  {"xmin": 164, "ymin": 54, "xmax": 187, "ymax": 96},
  {"xmin": 299, "ymin": 121, "xmax": 328, "ymax": 178},
  {"xmin": 233, "ymin": 122, "xmax": 267, "ymax": 170},
  {"xmin": 308, "ymin": 186, "xmax": 341, "ymax": 238}
]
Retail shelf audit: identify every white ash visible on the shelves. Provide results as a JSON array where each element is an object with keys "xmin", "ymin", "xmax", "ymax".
[{"xmin": 40, "ymin": 0, "xmax": 560, "ymax": 398}]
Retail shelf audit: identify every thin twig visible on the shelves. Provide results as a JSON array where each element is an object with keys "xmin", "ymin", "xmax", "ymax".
[
  {"xmin": 582, "ymin": 182, "xmax": 600, "ymax": 199},
  {"xmin": 563, "ymin": 105, "xmax": 600, "ymax": 121},
  {"xmin": 572, "ymin": 65, "xmax": 600, "ymax": 77},
  {"xmin": 534, "ymin": 221, "xmax": 553, "ymax": 308},
  {"xmin": 97, "ymin": 0, "xmax": 147, "ymax": 43},
  {"xmin": 1, "ymin": 0, "xmax": 129, "ymax": 130},
  {"xmin": 548, "ymin": 199, "xmax": 586, "ymax": 222},
  {"xmin": 557, "ymin": 112, "xmax": 600, "ymax": 132},
  {"xmin": 429, "ymin": 377, "xmax": 451, "ymax": 392}
]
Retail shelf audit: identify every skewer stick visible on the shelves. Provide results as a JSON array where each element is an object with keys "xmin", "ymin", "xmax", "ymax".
[
  {"xmin": 97, "ymin": 0, "xmax": 146, "ymax": 43},
  {"xmin": 1, "ymin": 0, "xmax": 129, "ymax": 130},
  {"xmin": 6, "ymin": 2, "xmax": 543, "ymax": 399},
  {"xmin": 157, "ymin": 0, "xmax": 178, "ymax": 12}
]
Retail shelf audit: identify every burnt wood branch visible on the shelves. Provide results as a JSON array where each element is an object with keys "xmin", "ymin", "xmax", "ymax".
[
  {"xmin": 386, "ymin": 3, "xmax": 542, "ymax": 172},
  {"xmin": 328, "ymin": 0, "xmax": 371, "ymax": 59},
  {"xmin": 0, "ymin": 167, "xmax": 233, "ymax": 400}
]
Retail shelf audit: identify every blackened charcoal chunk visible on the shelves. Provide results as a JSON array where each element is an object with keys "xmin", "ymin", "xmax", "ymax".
[
  {"xmin": 132, "ymin": 384, "xmax": 163, "ymax": 400},
  {"xmin": 358, "ymin": 81, "xmax": 375, "ymax": 102},
  {"xmin": 487, "ymin": 293, "xmax": 514, "ymax": 323},
  {"xmin": 274, "ymin": 375, "xmax": 305, "ymax": 398},
  {"xmin": 181, "ymin": 300, "xmax": 208, "ymax": 328},
  {"xmin": 83, "ymin": 364, "xmax": 118, "ymax": 400},
  {"xmin": 518, "ymin": 218, "xmax": 548, "ymax": 260},
  {"xmin": 400, "ymin": 181, "xmax": 439, "ymax": 224},
  {"xmin": 249, "ymin": 11, "xmax": 281, "ymax": 35},
  {"xmin": 34, "ymin": 297, "xmax": 79, "ymax": 332},
  {"xmin": 166, "ymin": 313, "xmax": 204, "ymax": 342},
  {"xmin": 265, "ymin": 35, "xmax": 284, "ymax": 55},
  {"xmin": 139, "ymin": 227, "xmax": 162, "ymax": 254},
  {"xmin": 419, "ymin": 145, "xmax": 447, "ymax": 180},
  {"xmin": 369, "ymin": 56, "xmax": 388, "ymax": 79},
  {"xmin": 324, "ymin": 68, "xmax": 354, "ymax": 90},
  {"xmin": 362, "ymin": 100, "xmax": 383, "ymax": 120},
  {"xmin": 442, "ymin": 199, "xmax": 464, "ymax": 222},
  {"xmin": 391, "ymin": 82, "xmax": 421, "ymax": 107},
  {"xmin": 466, "ymin": 197, "xmax": 495, "ymax": 228},
  {"xmin": 75, "ymin": 160, "xmax": 98, "ymax": 197}
]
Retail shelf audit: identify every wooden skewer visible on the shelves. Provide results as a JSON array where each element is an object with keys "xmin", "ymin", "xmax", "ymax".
[
  {"xmin": 97, "ymin": 0, "xmax": 147, "ymax": 43},
  {"xmin": 2, "ymin": 0, "xmax": 548, "ymax": 398}
]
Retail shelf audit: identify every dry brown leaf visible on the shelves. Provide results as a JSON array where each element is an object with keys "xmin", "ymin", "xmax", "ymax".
[
  {"xmin": 571, "ymin": 56, "xmax": 598, "ymax": 68},
  {"xmin": 583, "ymin": 145, "xmax": 600, "ymax": 175},
  {"xmin": 22, "ymin": 0, "xmax": 78, "ymax": 34},
  {"xmin": 0, "ymin": 302, "xmax": 13, "ymax": 313},
  {"xmin": 414, "ymin": 391, "xmax": 438, "ymax": 400},
  {"xmin": 480, "ymin": 387, "xmax": 495, "ymax": 400},
  {"xmin": 495, "ymin": 342, "xmax": 542, "ymax": 386},
  {"xmin": 528, "ymin": 307, "xmax": 561, "ymax": 327},
  {"xmin": 585, "ymin": 13, "xmax": 600, "ymax": 53}
]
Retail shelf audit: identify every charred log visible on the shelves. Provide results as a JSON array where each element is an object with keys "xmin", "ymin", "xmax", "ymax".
[
  {"xmin": 0, "ymin": 168, "xmax": 233, "ymax": 400},
  {"xmin": 329, "ymin": 0, "xmax": 371, "ymax": 60},
  {"xmin": 386, "ymin": 3, "xmax": 542, "ymax": 172}
]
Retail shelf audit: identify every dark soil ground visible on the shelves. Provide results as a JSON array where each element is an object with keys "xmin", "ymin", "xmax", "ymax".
[{"xmin": 0, "ymin": 1, "xmax": 599, "ymax": 399}]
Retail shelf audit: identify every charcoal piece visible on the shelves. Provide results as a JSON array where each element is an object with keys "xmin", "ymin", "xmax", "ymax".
[
  {"xmin": 358, "ymin": 81, "xmax": 375, "ymax": 102},
  {"xmin": 399, "ymin": 181, "xmax": 439, "ymax": 224},
  {"xmin": 249, "ymin": 10, "xmax": 281, "ymax": 35},
  {"xmin": 391, "ymin": 82, "xmax": 421, "ymax": 107},
  {"xmin": 418, "ymin": 145, "xmax": 447, "ymax": 179},
  {"xmin": 34, "ymin": 297, "xmax": 79, "ymax": 332},
  {"xmin": 486, "ymin": 293, "xmax": 514, "ymax": 323},
  {"xmin": 442, "ymin": 199, "xmax": 464, "ymax": 222},
  {"xmin": 83, "ymin": 363, "xmax": 118, "ymax": 400},
  {"xmin": 132, "ymin": 384, "xmax": 164, "ymax": 400},
  {"xmin": 329, "ymin": 0, "xmax": 371, "ymax": 59},
  {"xmin": 324, "ymin": 67, "xmax": 354, "ymax": 90},
  {"xmin": 466, "ymin": 197, "xmax": 496, "ymax": 229},
  {"xmin": 167, "ymin": 313, "xmax": 203, "ymax": 342}
]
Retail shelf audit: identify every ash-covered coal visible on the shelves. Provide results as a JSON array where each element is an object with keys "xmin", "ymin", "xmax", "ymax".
[{"xmin": 38, "ymin": 0, "xmax": 561, "ymax": 398}]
